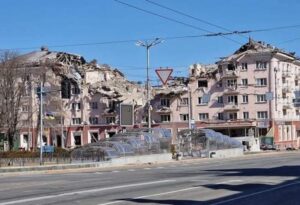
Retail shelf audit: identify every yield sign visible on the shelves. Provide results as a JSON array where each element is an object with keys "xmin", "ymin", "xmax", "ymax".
[{"xmin": 155, "ymin": 68, "xmax": 173, "ymax": 85}]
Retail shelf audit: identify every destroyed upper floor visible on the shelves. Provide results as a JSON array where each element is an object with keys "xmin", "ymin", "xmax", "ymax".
[{"xmin": 14, "ymin": 47, "xmax": 147, "ymax": 106}]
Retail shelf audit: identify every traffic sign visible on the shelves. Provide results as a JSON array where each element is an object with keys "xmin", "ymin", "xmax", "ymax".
[{"xmin": 155, "ymin": 68, "xmax": 173, "ymax": 85}]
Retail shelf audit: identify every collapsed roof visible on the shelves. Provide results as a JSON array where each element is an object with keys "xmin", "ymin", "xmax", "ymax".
[
  {"xmin": 16, "ymin": 47, "xmax": 146, "ymax": 105},
  {"xmin": 219, "ymin": 38, "xmax": 299, "ymax": 63},
  {"xmin": 189, "ymin": 63, "xmax": 218, "ymax": 78}
]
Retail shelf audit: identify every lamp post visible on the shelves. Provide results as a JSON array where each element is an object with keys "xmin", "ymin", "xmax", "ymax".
[
  {"xmin": 39, "ymin": 81, "xmax": 44, "ymax": 165},
  {"xmin": 136, "ymin": 38, "xmax": 163, "ymax": 129}
]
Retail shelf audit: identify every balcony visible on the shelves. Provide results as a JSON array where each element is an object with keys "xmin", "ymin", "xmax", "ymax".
[
  {"xmin": 295, "ymin": 74, "xmax": 300, "ymax": 80},
  {"xmin": 281, "ymin": 99, "xmax": 293, "ymax": 109},
  {"xmin": 282, "ymin": 71, "xmax": 292, "ymax": 77},
  {"xmin": 221, "ymin": 70, "xmax": 239, "ymax": 79},
  {"xmin": 223, "ymin": 103, "xmax": 240, "ymax": 111},
  {"xmin": 155, "ymin": 105, "xmax": 172, "ymax": 113},
  {"xmin": 223, "ymin": 85, "xmax": 239, "ymax": 95},
  {"xmin": 102, "ymin": 108, "xmax": 117, "ymax": 116},
  {"xmin": 282, "ymin": 85, "xmax": 292, "ymax": 93}
]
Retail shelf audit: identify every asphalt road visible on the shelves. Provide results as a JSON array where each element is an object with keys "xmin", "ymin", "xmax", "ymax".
[{"xmin": 0, "ymin": 152, "xmax": 300, "ymax": 205}]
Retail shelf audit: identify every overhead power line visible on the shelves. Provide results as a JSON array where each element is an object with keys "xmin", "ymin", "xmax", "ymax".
[
  {"xmin": 1, "ymin": 27, "xmax": 300, "ymax": 51},
  {"xmin": 145, "ymin": 0, "xmax": 247, "ymax": 39},
  {"xmin": 114, "ymin": 0, "xmax": 242, "ymax": 45}
]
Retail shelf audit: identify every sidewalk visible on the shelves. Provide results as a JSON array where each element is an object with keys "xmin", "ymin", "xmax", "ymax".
[
  {"xmin": 0, "ymin": 153, "xmax": 173, "ymax": 174},
  {"xmin": 0, "ymin": 150, "xmax": 296, "ymax": 175}
]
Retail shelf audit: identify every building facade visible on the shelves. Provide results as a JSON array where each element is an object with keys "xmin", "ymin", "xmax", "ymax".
[
  {"xmin": 152, "ymin": 39, "xmax": 300, "ymax": 150},
  {"xmin": 12, "ymin": 48, "xmax": 147, "ymax": 150},
  {"xmin": 3, "ymin": 39, "xmax": 300, "ymax": 151}
]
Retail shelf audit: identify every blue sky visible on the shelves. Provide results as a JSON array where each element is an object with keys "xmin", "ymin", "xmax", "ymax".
[{"xmin": 1, "ymin": 0, "xmax": 300, "ymax": 83}]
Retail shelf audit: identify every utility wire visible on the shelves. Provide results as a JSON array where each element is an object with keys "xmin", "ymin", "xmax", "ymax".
[
  {"xmin": 145, "ymin": 0, "xmax": 248, "ymax": 39},
  {"xmin": 114, "ymin": 0, "xmax": 242, "ymax": 45},
  {"xmin": 1, "ymin": 26, "xmax": 300, "ymax": 51}
]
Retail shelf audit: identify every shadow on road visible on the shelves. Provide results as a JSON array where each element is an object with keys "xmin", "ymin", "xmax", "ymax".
[{"xmin": 119, "ymin": 165, "xmax": 300, "ymax": 205}]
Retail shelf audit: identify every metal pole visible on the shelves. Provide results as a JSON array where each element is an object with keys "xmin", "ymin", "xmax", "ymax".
[
  {"xmin": 146, "ymin": 46, "xmax": 151, "ymax": 129},
  {"xmin": 188, "ymin": 87, "xmax": 192, "ymax": 129},
  {"xmin": 40, "ymin": 81, "xmax": 43, "ymax": 165},
  {"xmin": 136, "ymin": 38, "xmax": 163, "ymax": 130},
  {"xmin": 61, "ymin": 114, "xmax": 64, "ymax": 148}
]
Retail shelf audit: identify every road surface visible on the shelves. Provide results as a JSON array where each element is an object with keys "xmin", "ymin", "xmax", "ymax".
[{"xmin": 0, "ymin": 152, "xmax": 299, "ymax": 205}]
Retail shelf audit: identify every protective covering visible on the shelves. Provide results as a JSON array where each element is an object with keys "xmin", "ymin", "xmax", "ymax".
[
  {"xmin": 71, "ymin": 145, "xmax": 119, "ymax": 162},
  {"xmin": 71, "ymin": 128, "xmax": 172, "ymax": 162},
  {"xmin": 176, "ymin": 129, "xmax": 243, "ymax": 157}
]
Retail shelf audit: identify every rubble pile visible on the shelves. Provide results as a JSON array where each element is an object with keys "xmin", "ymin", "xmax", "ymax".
[
  {"xmin": 16, "ymin": 47, "xmax": 147, "ymax": 106},
  {"xmin": 154, "ymin": 77, "xmax": 189, "ymax": 96}
]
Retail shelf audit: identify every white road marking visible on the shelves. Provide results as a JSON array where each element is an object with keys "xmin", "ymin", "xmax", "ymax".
[
  {"xmin": 94, "ymin": 172, "xmax": 103, "ymax": 175},
  {"xmin": 156, "ymin": 167, "xmax": 164, "ymax": 169},
  {"xmin": 98, "ymin": 186, "xmax": 200, "ymax": 205},
  {"xmin": 111, "ymin": 170, "xmax": 119, "ymax": 173},
  {"xmin": 144, "ymin": 168, "xmax": 152, "ymax": 170},
  {"xmin": 0, "ymin": 180, "xmax": 175, "ymax": 205},
  {"xmin": 127, "ymin": 169, "xmax": 135, "ymax": 172},
  {"xmin": 216, "ymin": 180, "xmax": 243, "ymax": 184},
  {"xmin": 210, "ymin": 181, "xmax": 300, "ymax": 205}
]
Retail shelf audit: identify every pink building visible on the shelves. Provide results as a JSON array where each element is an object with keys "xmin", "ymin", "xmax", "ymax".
[
  {"xmin": 152, "ymin": 39, "xmax": 300, "ymax": 150},
  {"xmin": 15, "ymin": 48, "xmax": 146, "ymax": 150}
]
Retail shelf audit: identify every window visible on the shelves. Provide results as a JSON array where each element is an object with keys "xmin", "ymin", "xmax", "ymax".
[
  {"xmin": 108, "ymin": 101, "xmax": 116, "ymax": 110},
  {"xmin": 228, "ymin": 113, "xmax": 237, "ymax": 120},
  {"xmin": 257, "ymin": 111, "xmax": 268, "ymax": 119},
  {"xmin": 71, "ymin": 84, "xmax": 80, "ymax": 95},
  {"xmin": 296, "ymin": 110, "xmax": 300, "ymax": 116},
  {"xmin": 283, "ymin": 109, "xmax": 287, "ymax": 116},
  {"xmin": 242, "ymin": 95, "xmax": 249, "ymax": 103},
  {"xmin": 106, "ymin": 117, "xmax": 116, "ymax": 124},
  {"xmin": 180, "ymin": 98, "xmax": 189, "ymax": 106},
  {"xmin": 241, "ymin": 79, "xmax": 248, "ymax": 86},
  {"xmin": 241, "ymin": 63, "xmax": 248, "ymax": 71},
  {"xmin": 217, "ymin": 96, "xmax": 223, "ymax": 104},
  {"xmin": 198, "ymin": 97, "xmax": 207, "ymax": 105},
  {"xmin": 71, "ymin": 103, "xmax": 81, "ymax": 110},
  {"xmin": 243, "ymin": 112, "xmax": 249, "ymax": 119},
  {"xmin": 217, "ymin": 81, "xmax": 223, "ymax": 88},
  {"xmin": 227, "ymin": 64, "xmax": 235, "ymax": 70},
  {"xmin": 282, "ymin": 77, "xmax": 286, "ymax": 84},
  {"xmin": 256, "ymin": 94, "xmax": 267, "ymax": 103},
  {"xmin": 89, "ymin": 102, "xmax": 98, "ymax": 109},
  {"xmin": 180, "ymin": 114, "xmax": 189, "ymax": 121},
  {"xmin": 21, "ymin": 105, "xmax": 30, "ymax": 112},
  {"xmin": 72, "ymin": 118, "xmax": 81, "ymax": 125},
  {"xmin": 217, "ymin": 113, "xmax": 224, "ymax": 120},
  {"xmin": 256, "ymin": 78, "xmax": 267, "ymax": 86},
  {"xmin": 89, "ymin": 117, "xmax": 98, "ymax": 125},
  {"xmin": 161, "ymin": 114, "xmax": 171, "ymax": 122},
  {"xmin": 295, "ymin": 80, "xmax": 298, "ymax": 86},
  {"xmin": 227, "ymin": 95, "xmax": 238, "ymax": 104},
  {"xmin": 198, "ymin": 80, "xmax": 208, "ymax": 88},
  {"xmin": 282, "ymin": 92, "xmax": 287, "ymax": 99},
  {"xmin": 161, "ymin": 98, "xmax": 170, "ymax": 107},
  {"xmin": 227, "ymin": 79, "xmax": 237, "ymax": 87},
  {"xmin": 256, "ymin": 61, "xmax": 267, "ymax": 69},
  {"xmin": 199, "ymin": 113, "xmax": 209, "ymax": 120}
]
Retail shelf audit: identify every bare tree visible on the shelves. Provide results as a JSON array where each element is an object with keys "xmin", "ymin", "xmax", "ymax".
[{"xmin": 0, "ymin": 51, "xmax": 29, "ymax": 150}]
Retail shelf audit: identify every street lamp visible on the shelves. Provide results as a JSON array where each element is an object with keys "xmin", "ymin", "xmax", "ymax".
[{"xmin": 136, "ymin": 38, "xmax": 163, "ymax": 129}]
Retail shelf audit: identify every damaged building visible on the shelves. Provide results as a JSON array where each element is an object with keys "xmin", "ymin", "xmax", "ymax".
[
  {"xmin": 152, "ymin": 39, "xmax": 300, "ymax": 150},
  {"xmin": 14, "ymin": 47, "xmax": 147, "ymax": 150}
]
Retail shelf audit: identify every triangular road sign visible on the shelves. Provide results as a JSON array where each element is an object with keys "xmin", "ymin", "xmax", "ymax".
[{"xmin": 155, "ymin": 68, "xmax": 173, "ymax": 85}]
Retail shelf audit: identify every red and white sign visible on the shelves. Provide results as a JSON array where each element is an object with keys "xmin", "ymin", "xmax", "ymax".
[{"xmin": 155, "ymin": 68, "xmax": 173, "ymax": 85}]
